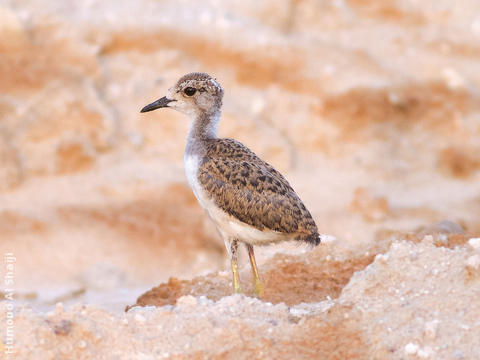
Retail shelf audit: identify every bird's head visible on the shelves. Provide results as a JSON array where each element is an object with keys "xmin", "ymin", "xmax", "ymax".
[{"xmin": 140, "ymin": 72, "xmax": 224, "ymax": 117}]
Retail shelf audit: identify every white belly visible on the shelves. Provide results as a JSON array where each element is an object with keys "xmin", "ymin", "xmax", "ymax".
[{"xmin": 184, "ymin": 154, "xmax": 289, "ymax": 245}]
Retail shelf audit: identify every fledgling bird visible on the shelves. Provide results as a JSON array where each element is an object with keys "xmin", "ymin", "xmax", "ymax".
[{"xmin": 141, "ymin": 72, "xmax": 322, "ymax": 297}]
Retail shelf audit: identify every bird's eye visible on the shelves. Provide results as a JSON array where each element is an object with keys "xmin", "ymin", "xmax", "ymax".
[{"xmin": 184, "ymin": 87, "xmax": 196, "ymax": 96}]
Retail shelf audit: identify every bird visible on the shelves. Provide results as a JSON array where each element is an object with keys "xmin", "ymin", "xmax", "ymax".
[{"xmin": 141, "ymin": 72, "xmax": 322, "ymax": 298}]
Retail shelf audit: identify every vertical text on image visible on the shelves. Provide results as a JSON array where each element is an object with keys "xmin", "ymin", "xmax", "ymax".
[{"xmin": 3, "ymin": 253, "xmax": 16, "ymax": 357}]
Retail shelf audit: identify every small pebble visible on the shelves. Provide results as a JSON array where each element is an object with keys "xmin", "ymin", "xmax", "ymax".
[
  {"xmin": 466, "ymin": 255, "xmax": 480, "ymax": 270},
  {"xmin": 375, "ymin": 253, "xmax": 389, "ymax": 263},
  {"xmin": 468, "ymin": 238, "xmax": 480, "ymax": 249},
  {"xmin": 405, "ymin": 343, "xmax": 419, "ymax": 355}
]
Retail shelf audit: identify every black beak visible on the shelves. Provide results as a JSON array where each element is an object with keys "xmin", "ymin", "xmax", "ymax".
[{"xmin": 140, "ymin": 96, "xmax": 175, "ymax": 113}]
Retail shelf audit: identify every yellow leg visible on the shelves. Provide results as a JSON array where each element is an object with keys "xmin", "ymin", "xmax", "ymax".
[
  {"xmin": 230, "ymin": 240, "xmax": 242, "ymax": 294},
  {"xmin": 246, "ymin": 244, "xmax": 263, "ymax": 298}
]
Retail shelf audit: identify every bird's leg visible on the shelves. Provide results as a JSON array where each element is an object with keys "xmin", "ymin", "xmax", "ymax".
[
  {"xmin": 246, "ymin": 244, "xmax": 263, "ymax": 298},
  {"xmin": 230, "ymin": 239, "xmax": 242, "ymax": 294}
]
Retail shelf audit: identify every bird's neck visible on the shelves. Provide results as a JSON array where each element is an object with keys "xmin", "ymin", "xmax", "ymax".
[{"xmin": 185, "ymin": 109, "xmax": 220, "ymax": 155}]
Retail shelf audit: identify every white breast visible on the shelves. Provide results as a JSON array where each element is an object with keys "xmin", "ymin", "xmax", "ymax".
[{"xmin": 184, "ymin": 154, "xmax": 206, "ymax": 207}]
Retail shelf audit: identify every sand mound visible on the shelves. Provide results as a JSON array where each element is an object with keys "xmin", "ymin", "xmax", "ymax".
[{"xmin": 3, "ymin": 235, "xmax": 479, "ymax": 359}]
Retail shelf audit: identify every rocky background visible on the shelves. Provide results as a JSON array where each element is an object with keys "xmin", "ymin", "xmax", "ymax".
[{"xmin": 1, "ymin": 0, "xmax": 480, "ymax": 359}]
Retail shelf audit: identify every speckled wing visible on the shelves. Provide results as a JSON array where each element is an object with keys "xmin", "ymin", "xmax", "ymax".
[{"xmin": 198, "ymin": 139, "xmax": 319, "ymax": 242}]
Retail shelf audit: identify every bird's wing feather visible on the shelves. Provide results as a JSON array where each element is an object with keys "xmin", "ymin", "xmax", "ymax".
[{"xmin": 198, "ymin": 139, "xmax": 318, "ymax": 236}]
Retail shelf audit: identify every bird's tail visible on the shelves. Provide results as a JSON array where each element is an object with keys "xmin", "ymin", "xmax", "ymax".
[
  {"xmin": 303, "ymin": 233, "xmax": 336, "ymax": 246},
  {"xmin": 304, "ymin": 233, "xmax": 321, "ymax": 246}
]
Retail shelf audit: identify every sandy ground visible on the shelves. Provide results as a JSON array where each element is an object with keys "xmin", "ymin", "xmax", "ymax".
[{"xmin": 1, "ymin": 0, "xmax": 480, "ymax": 359}]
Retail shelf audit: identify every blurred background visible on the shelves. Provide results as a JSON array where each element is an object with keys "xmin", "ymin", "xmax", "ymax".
[{"xmin": 1, "ymin": 0, "xmax": 479, "ymax": 311}]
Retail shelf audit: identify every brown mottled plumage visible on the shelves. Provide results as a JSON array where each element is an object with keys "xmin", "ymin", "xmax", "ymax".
[
  {"xmin": 141, "ymin": 72, "xmax": 323, "ymax": 297},
  {"xmin": 199, "ymin": 138, "xmax": 319, "ymax": 242}
]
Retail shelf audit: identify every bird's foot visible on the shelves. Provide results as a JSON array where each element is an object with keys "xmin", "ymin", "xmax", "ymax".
[
  {"xmin": 253, "ymin": 278, "xmax": 263, "ymax": 299},
  {"xmin": 231, "ymin": 255, "xmax": 242, "ymax": 294},
  {"xmin": 233, "ymin": 280, "xmax": 242, "ymax": 294}
]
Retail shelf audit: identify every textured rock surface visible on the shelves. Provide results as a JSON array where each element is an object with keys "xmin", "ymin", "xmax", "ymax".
[
  {"xmin": 1, "ymin": 0, "xmax": 480, "ymax": 358},
  {"xmin": 2, "ymin": 235, "xmax": 479, "ymax": 359}
]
